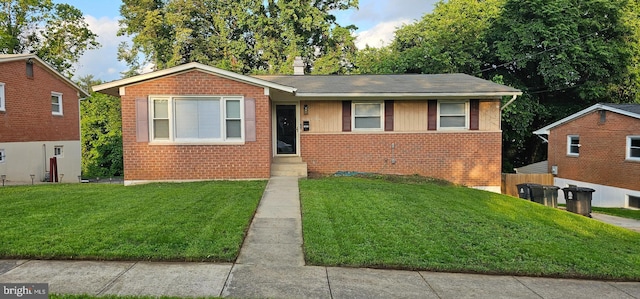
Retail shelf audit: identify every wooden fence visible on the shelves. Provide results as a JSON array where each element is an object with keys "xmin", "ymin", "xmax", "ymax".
[{"xmin": 501, "ymin": 173, "xmax": 554, "ymax": 197}]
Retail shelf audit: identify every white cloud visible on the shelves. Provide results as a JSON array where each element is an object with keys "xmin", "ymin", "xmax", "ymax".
[
  {"xmin": 354, "ymin": 19, "xmax": 413, "ymax": 49},
  {"xmin": 72, "ymin": 15, "xmax": 129, "ymax": 83}
]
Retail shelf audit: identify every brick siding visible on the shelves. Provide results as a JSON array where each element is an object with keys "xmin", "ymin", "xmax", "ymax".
[
  {"xmin": 548, "ymin": 111, "xmax": 640, "ymax": 191},
  {"xmin": 0, "ymin": 60, "xmax": 80, "ymax": 142},
  {"xmin": 120, "ymin": 70, "xmax": 271, "ymax": 181},
  {"xmin": 301, "ymin": 132, "xmax": 502, "ymax": 186}
]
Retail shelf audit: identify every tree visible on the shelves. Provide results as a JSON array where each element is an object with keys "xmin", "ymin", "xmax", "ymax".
[
  {"xmin": 117, "ymin": 0, "xmax": 358, "ymax": 75},
  {"xmin": 356, "ymin": 0, "xmax": 640, "ymax": 171},
  {"xmin": 0, "ymin": 0, "xmax": 99, "ymax": 76},
  {"xmin": 78, "ymin": 75, "xmax": 123, "ymax": 178},
  {"xmin": 486, "ymin": 0, "xmax": 640, "ymax": 169}
]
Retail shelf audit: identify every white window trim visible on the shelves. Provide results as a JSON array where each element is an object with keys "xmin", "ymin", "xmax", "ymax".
[
  {"xmin": 51, "ymin": 92, "xmax": 63, "ymax": 115},
  {"xmin": 148, "ymin": 95, "xmax": 245, "ymax": 144},
  {"xmin": 352, "ymin": 101, "xmax": 384, "ymax": 131},
  {"xmin": 0, "ymin": 82, "xmax": 5, "ymax": 112},
  {"xmin": 437, "ymin": 101, "xmax": 469, "ymax": 130},
  {"xmin": 54, "ymin": 146, "xmax": 63, "ymax": 158},
  {"xmin": 0, "ymin": 149, "xmax": 5, "ymax": 163},
  {"xmin": 626, "ymin": 136, "xmax": 640, "ymax": 161},
  {"xmin": 567, "ymin": 135, "xmax": 580, "ymax": 156}
]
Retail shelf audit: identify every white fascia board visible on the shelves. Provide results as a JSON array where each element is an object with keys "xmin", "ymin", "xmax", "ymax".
[
  {"xmin": 93, "ymin": 62, "xmax": 296, "ymax": 95},
  {"xmin": 294, "ymin": 91, "xmax": 523, "ymax": 98},
  {"xmin": 533, "ymin": 103, "xmax": 640, "ymax": 135},
  {"xmin": 0, "ymin": 54, "xmax": 89, "ymax": 97}
]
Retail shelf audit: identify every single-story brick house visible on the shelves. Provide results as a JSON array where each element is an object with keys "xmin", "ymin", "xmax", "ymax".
[
  {"xmin": 534, "ymin": 103, "xmax": 640, "ymax": 208},
  {"xmin": 94, "ymin": 61, "xmax": 521, "ymax": 191}
]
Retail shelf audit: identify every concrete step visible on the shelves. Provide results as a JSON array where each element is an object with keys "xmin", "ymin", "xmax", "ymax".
[
  {"xmin": 272, "ymin": 156, "xmax": 303, "ymax": 164},
  {"xmin": 271, "ymin": 160, "xmax": 307, "ymax": 177}
]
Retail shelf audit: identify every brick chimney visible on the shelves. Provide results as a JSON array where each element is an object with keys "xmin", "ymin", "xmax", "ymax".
[{"xmin": 293, "ymin": 56, "xmax": 304, "ymax": 75}]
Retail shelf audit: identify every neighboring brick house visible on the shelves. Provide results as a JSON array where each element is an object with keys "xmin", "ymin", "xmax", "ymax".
[
  {"xmin": 94, "ymin": 61, "xmax": 521, "ymax": 191},
  {"xmin": 0, "ymin": 54, "xmax": 88, "ymax": 183},
  {"xmin": 534, "ymin": 103, "xmax": 640, "ymax": 208}
]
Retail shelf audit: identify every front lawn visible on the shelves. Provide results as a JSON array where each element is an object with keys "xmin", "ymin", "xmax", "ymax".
[
  {"xmin": 592, "ymin": 207, "xmax": 640, "ymax": 220},
  {"xmin": 300, "ymin": 176, "xmax": 640, "ymax": 280},
  {"xmin": 0, "ymin": 181, "xmax": 266, "ymax": 262}
]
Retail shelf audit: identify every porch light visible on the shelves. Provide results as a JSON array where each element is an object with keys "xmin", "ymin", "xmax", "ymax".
[{"xmin": 304, "ymin": 104, "xmax": 309, "ymax": 115}]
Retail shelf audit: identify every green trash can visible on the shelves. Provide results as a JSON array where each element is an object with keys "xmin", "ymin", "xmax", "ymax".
[{"xmin": 562, "ymin": 187, "xmax": 595, "ymax": 217}]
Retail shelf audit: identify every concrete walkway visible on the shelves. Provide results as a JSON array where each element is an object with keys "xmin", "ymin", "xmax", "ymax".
[
  {"xmin": 1, "ymin": 176, "xmax": 640, "ymax": 298},
  {"xmin": 592, "ymin": 213, "xmax": 640, "ymax": 232}
]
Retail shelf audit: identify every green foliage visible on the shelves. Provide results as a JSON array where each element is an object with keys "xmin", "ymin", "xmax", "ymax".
[
  {"xmin": 78, "ymin": 76, "xmax": 123, "ymax": 178},
  {"xmin": 355, "ymin": 0, "xmax": 640, "ymax": 171},
  {"xmin": 300, "ymin": 176, "xmax": 640, "ymax": 280},
  {"xmin": 0, "ymin": 0, "xmax": 99, "ymax": 76},
  {"xmin": 118, "ymin": 0, "xmax": 358, "ymax": 75},
  {"xmin": 0, "ymin": 181, "xmax": 266, "ymax": 261}
]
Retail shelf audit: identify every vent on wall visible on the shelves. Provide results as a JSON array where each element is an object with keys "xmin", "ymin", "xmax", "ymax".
[{"xmin": 26, "ymin": 59, "xmax": 34, "ymax": 78}]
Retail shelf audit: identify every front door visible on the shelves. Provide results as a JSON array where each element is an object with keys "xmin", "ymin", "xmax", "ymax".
[{"xmin": 275, "ymin": 105, "xmax": 297, "ymax": 155}]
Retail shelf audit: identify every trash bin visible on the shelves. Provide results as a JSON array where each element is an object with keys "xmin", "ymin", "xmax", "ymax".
[
  {"xmin": 516, "ymin": 183, "xmax": 543, "ymax": 201},
  {"xmin": 562, "ymin": 187, "xmax": 595, "ymax": 217},
  {"xmin": 541, "ymin": 185, "xmax": 560, "ymax": 208}
]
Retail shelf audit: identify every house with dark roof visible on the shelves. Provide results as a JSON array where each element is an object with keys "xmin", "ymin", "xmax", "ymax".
[
  {"xmin": 93, "ymin": 60, "xmax": 521, "ymax": 191},
  {"xmin": 534, "ymin": 103, "xmax": 640, "ymax": 208},
  {"xmin": 0, "ymin": 54, "xmax": 88, "ymax": 184}
]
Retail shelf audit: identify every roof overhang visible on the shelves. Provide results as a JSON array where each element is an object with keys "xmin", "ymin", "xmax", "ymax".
[
  {"xmin": 294, "ymin": 91, "xmax": 522, "ymax": 98},
  {"xmin": 0, "ymin": 54, "xmax": 89, "ymax": 98},
  {"xmin": 533, "ymin": 103, "xmax": 640, "ymax": 135},
  {"xmin": 93, "ymin": 62, "xmax": 297, "ymax": 97}
]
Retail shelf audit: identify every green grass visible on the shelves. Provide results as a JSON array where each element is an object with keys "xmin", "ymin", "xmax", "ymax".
[
  {"xmin": 300, "ymin": 175, "xmax": 640, "ymax": 280},
  {"xmin": 592, "ymin": 207, "xmax": 640, "ymax": 220},
  {"xmin": 0, "ymin": 181, "xmax": 266, "ymax": 262}
]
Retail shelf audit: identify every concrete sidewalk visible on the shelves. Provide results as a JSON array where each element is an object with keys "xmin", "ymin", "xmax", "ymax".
[
  {"xmin": 1, "ymin": 176, "xmax": 640, "ymax": 298},
  {"xmin": 592, "ymin": 213, "xmax": 640, "ymax": 232}
]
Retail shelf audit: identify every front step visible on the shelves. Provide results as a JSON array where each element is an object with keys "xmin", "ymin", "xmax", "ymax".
[{"xmin": 271, "ymin": 157, "xmax": 307, "ymax": 177}]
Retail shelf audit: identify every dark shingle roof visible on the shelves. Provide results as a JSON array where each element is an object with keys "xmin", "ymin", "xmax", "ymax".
[
  {"xmin": 254, "ymin": 73, "xmax": 521, "ymax": 96},
  {"xmin": 602, "ymin": 103, "xmax": 640, "ymax": 115}
]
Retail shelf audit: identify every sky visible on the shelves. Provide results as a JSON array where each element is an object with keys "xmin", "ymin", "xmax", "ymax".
[{"xmin": 52, "ymin": 0, "xmax": 439, "ymax": 82}]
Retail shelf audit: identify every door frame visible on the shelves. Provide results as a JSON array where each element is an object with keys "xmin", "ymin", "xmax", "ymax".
[{"xmin": 272, "ymin": 102, "xmax": 300, "ymax": 157}]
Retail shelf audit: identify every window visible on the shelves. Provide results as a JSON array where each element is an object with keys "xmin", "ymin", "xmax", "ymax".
[
  {"xmin": 0, "ymin": 149, "xmax": 5, "ymax": 163},
  {"xmin": 438, "ymin": 102, "xmax": 468, "ymax": 129},
  {"xmin": 51, "ymin": 92, "xmax": 63, "ymax": 115},
  {"xmin": 150, "ymin": 96, "xmax": 243, "ymax": 143},
  {"xmin": 629, "ymin": 195, "xmax": 640, "ymax": 209},
  {"xmin": 627, "ymin": 136, "xmax": 640, "ymax": 161},
  {"xmin": 54, "ymin": 146, "xmax": 63, "ymax": 158},
  {"xmin": 0, "ymin": 82, "xmax": 5, "ymax": 111},
  {"xmin": 567, "ymin": 135, "xmax": 580, "ymax": 156},
  {"xmin": 352, "ymin": 102, "xmax": 383, "ymax": 130}
]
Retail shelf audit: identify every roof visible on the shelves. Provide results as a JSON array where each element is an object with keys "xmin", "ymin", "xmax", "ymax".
[
  {"xmin": 514, "ymin": 160, "xmax": 548, "ymax": 174},
  {"xmin": 92, "ymin": 62, "xmax": 297, "ymax": 97},
  {"xmin": 0, "ymin": 54, "xmax": 89, "ymax": 98},
  {"xmin": 255, "ymin": 73, "xmax": 522, "ymax": 98},
  {"xmin": 93, "ymin": 62, "xmax": 522, "ymax": 99},
  {"xmin": 534, "ymin": 103, "xmax": 640, "ymax": 135}
]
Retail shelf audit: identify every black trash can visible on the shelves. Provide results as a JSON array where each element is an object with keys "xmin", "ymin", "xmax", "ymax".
[
  {"xmin": 516, "ymin": 183, "xmax": 543, "ymax": 201},
  {"xmin": 562, "ymin": 187, "xmax": 595, "ymax": 217},
  {"xmin": 541, "ymin": 185, "xmax": 560, "ymax": 208}
]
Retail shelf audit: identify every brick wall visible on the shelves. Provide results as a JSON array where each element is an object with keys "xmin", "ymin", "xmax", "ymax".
[
  {"xmin": 120, "ymin": 70, "xmax": 271, "ymax": 181},
  {"xmin": 548, "ymin": 111, "xmax": 640, "ymax": 191},
  {"xmin": 301, "ymin": 131, "xmax": 502, "ymax": 187},
  {"xmin": 0, "ymin": 60, "xmax": 80, "ymax": 142}
]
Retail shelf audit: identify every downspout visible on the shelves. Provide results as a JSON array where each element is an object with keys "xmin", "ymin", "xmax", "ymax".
[{"xmin": 500, "ymin": 95, "xmax": 518, "ymax": 111}]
